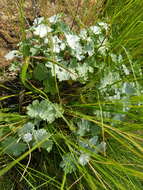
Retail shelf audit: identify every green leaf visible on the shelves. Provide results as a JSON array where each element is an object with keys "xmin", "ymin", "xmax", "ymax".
[
  {"xmin": 75, "ymin": 63, "xmax": 94, "ymax": 81},
  {"xmin": 33, "ymin": 129, "xmax": 49, "ymax": 141},
  {"xmin": 18, "ymin": 122, "xmax": 35, "ymax": 137},
  {"xmin": 41, "ymin": 140, "xmax": 53, "ymax": 152},
  {"xmin": 18, "ymin": 122, "xmax": 35, "ymax": 143},
  {"xmin": 22, "ymin": 133, "xmax": 33, "ymax": 143},
  {"xmin": 43, "ymin": 71, "xmax": 57, "ymax": 94},
  {"xmin": 27, "ymin": 100, "xmax": 64, "ymax": 123},
  {"xmin": 89, "ymin": 136, "xmax": 98, "ymax": 146},
  {"xmin": 33, "ymin": 64, "xmax": 49, "ymax": 81},
  {"xmin": 56, "ymin": 21, "xmax": 70, "ymax": 34},
  {"xmin": 46, "ymin": 62, "xmax": 74, "ymax": 82},
  {"xmin": 100, "ymin": 69, "xmax": 120, "ymax": 89},
  {"xmin": 8, "ymin": 61, "xmax": 21, "ymax": 72},
  {"xmin": 77, "ymin": 119, "xmax": 100, "ymax": 136},
  {"xmin": 19, "ymin": 40, "xmax": 31, "ymax": 57},
  {"xmin": 95, "ymin": 141, "xmax": 106, "ymax": 153},
  {"xmin": 60, "ymin": 153, "xmax": 76, "ymax": 174},
  {"xmin": 122, "ymin": 82, "xmax": 136, "ymax": 95},
  {"xmin": 77, "ymin": 119, "xmax": 91, "ymax": 136},
  {"xmin": 33, "ymin": 129, "xmax": 53, "ymax": 152},
  {"xmin": 1, "ymin": 137, "xmax": 27, "ymax": 156},
  {"xmin": 78, "ymin": 153, "xmax": 90, "ymax": 166}
]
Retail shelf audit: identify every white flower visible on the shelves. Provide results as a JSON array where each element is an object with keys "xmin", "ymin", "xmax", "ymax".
[
  {"xmin": 4, "ymin": 50, "xmax": 20, "ymax": 60},
  {"xmin": 33, "ymin": 24, "xmax": 52, "ymax": 38},
  {"xmin": 90, "ymin": 26, "xmax": 101, "ymax": 34}
]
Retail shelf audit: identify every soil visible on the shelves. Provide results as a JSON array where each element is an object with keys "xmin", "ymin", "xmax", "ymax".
[
  {"xmin": 0, "ymin": 0, "xmax": 27, "ymax": 68},
  {"xmin": 0, "ymin": 0, "xmax": 104, "ymax": 69},
  {"xmin": 0, "ymin": 0, "xmax": 61, "ymax": 69}
]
